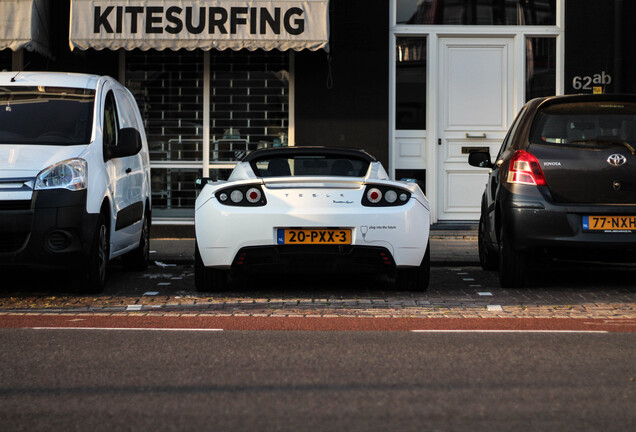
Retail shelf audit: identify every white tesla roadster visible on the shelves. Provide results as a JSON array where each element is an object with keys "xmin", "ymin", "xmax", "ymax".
[{"xmin": 194, "ymin": 147, "xmax": 430, "ymax": 291}]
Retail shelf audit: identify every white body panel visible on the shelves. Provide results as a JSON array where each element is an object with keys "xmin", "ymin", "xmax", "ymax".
[
  {"xmin": 196, "ymin": 158, "xmax": 430, "ymax": 270},
  {"xmin": 0, "ymin": 71, "xmax": 151, "ymax": 261}
]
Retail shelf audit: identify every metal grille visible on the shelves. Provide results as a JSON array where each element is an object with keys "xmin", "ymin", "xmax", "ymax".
[
  {"xmin": 0, "ymin": 233, "xmax": 27, "ymax": 253},
  {"xmin": 125, "ymin": 50, "xmax": 289, "ymax": 219},
  {"xmin": 211, "ymin": 51, "xmax": 289, "ymax": 161},
  {"xmin": 126, "ymin": 51, "xmax": 204, "ymax": 163},
  {"xmin": 0, "ymin": 200, "xmax": 31, "ymax": 211}
]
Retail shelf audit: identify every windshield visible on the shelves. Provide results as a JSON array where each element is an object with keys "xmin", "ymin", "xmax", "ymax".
[
  {"xmin": 529, "ymin": 101, "xmax": 636, "ymax": 148},
  {"xmin": 251, "ymin": 155, "xmax": 370, "ymax": 178},
  {"xmin": 0, "ymin": 86, "xmax": 95, "ymax": 145}
]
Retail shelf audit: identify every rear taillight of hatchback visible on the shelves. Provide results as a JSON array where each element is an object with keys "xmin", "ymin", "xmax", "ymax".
[{"xmin": 506, "ymin": 150, "xmax": 547, "ymax": 186}]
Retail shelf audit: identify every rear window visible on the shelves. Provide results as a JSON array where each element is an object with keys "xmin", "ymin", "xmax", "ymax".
[
  {"xmin": 251, "ymin": 155, "xmax": 370, "ymax": 178},
  {"xmin": 529, "ymin": 101, "xmax": 636, "ymax": 147},
  {"xmin": 0, "ymin": 86, "xmax": 95, "ymax": 145}
]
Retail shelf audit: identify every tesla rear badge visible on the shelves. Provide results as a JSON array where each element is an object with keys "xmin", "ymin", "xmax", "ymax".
[{"xmin": 607, "ymin": 154, "xmax": 627, "ymax": 166}]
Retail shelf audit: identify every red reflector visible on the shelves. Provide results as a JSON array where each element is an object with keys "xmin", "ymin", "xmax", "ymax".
[{"xmin": 507, "ymin": 150, "xmax": 547, "ymax": 186}]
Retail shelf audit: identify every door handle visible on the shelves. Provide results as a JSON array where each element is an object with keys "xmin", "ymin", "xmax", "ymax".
[{"xmin": 466, "ymin": 133, "xmax": 487, "ymax": 139}]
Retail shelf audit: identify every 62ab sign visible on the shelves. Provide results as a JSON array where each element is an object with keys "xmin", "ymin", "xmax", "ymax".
[{"xmin": 572, "ymin": 71, "xmax": 612, "ymax": 92}]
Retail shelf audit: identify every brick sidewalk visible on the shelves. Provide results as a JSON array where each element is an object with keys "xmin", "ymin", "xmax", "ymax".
[{"xmin": 1, "ymin": 265, "xmax": 634, "ymax": 319}]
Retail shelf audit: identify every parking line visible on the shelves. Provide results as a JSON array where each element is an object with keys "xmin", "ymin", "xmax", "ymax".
[{"xmin": 410, "ymin": 330, "xmax": 609, "ymax": 333}]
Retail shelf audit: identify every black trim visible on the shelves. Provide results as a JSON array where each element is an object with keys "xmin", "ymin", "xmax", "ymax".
[
  {"xmin": 231, "ymin": 245, "xmax": 396, "ymax": 275},
  {"xmin": 361, "ymin": 184, "xmax": 411, "ymax": 207},
  {"xmin": 115, "ymin": 201, "xmax": 143, "ymax": 231},
  {"xmin": 0, "ymin": 189, "xmax": 96, "ymax": 268},
  {"xmin": 242, "ymin": 146, "xmax": 377, "ymax": 163},
  {"xmin": 215, "ymin": 184, "xmax": 267, "ymax": 207}
]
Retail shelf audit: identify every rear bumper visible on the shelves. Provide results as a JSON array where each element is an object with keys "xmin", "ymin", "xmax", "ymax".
[
  {"xmin": 230, "ymin": 245, "xmax": 397, "ymax": 275},
  {"xmin": 0, "ymin": 189, "xmax": 97, "ymax": 269},
  {"xmin": 503, "ymin": 199, "xmax": 636, "ymax": 260},
  {"xmin": 195, "ymin": 198, "xmax": 430, "ymax": 268}
]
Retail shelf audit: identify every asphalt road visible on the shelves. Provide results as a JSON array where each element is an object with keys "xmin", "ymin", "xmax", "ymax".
[{"xmin": 0, "ymin": 329, "xmax": 634, "ymax": 432}]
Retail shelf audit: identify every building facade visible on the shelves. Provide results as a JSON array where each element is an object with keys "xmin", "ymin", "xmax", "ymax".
[{"xmin": 1, "ymin": 0, "xmax": 635, "ymax": 224}]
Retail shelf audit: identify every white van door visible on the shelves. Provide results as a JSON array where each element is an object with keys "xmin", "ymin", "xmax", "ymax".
[{"xmin": 102, "ymin": 87, "xmax": 143, "ymax": 254}]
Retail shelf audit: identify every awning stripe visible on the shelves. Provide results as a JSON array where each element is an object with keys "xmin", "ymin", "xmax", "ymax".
[{"xmin": 0, "ymin": 0, "xmax": 51, "ymax": 56}]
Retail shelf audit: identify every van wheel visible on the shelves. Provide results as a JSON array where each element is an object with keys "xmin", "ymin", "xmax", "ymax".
[
  {"xmin": 478, "ymin": 215, "xmax": 498, "ymax": 271},
  {"xmin": 395, "ymin": 242, "xmax": 430, "ymax": 291},
  {"xmin": 122, "ymin": 214, "xmax": 150, "ymax": 271},
  {"xmin": 498, "ymin": 225, "xmax": 526, "ymax": 288},
  {"xmin": 79, "ymin": 214, "xmax": 109, "ymax": 294},
  {"xmin": 195, "ymin": 242, "xmax": 228, "ymax": 292}
]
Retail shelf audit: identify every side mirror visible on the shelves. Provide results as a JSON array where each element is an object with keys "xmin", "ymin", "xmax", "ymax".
[
  {"xmin": 468, "ymin": 151, "xmax": 494, "ymax": 169},
  {"xmin": 195, "ymin": 177, "xmax": 216, "ymax": 190},
  {"xmin": 112, "ymin": 128, "xmax": 142, "ymax": 158}
]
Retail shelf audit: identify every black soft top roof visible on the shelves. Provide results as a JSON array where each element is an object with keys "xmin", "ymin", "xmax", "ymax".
[{"xmin": 242, "ymin": 146, "xmax": 377, "ymax": 163}]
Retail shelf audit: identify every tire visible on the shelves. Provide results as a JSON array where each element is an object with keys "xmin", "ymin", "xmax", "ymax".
[
  {"xmin": 194, "ymin": 242, "xmax": 228, "ymax": 292},
  {"xmin": 78, "ymin": 213, "xmax": 109, "ymax": 294},
  {"xmin": 478, "ymin": 214, "xmax": 498, "ymax": 271},
  {"xmin": 498, "ymin": 224, "xmax": 526, "ymax": 288},
  {"xmin": 395, "ymin": 242, "xmax": 431, "ymax": 291},
  {"xmin": 122, "ymin": 213, "xmax": 150, "ymax": 271}
]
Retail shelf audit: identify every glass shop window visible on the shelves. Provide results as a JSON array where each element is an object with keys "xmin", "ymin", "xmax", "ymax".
[
  {"xmin": 396, "ymin": 37, "xmax": 427, "ymax": 130},
  {"xmin": 210, "ymin": 51, "xmax": 289, "ymax": 162},
  {"xmin": 526, "ymin": 37, "xmax": 556, "ymax": 101},
  {"xmin": 397, "ymin": 0, "xmax": 556, "ymax": 25}
]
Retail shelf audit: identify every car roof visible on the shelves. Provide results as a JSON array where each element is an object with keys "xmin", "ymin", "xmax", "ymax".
[
  {"xmin": 0, "ymin": 71, "xmax": 104, "ymax": 90},
  {"xmin": 242, "ymin": 146, "xmax": 377, "ymax": 163},
  {"xmin": 532, "ymin": 93, "xmax": 636, "ymax": 109}
]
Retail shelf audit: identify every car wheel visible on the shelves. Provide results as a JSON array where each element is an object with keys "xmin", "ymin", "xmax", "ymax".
[
  {"xmin": 396, "ymin": 242, "xmax": 430, "ymax": 291},
  {"xmin": 79, "ymin": 213, "xmax": 109, "ymax": 294},
  {"xmin": 498, "ymin": 225, "xmax": 526, "ymax": 288},
  {"xmin": 478, "ymin": 215, "xmax": 498, "ymax": 271},
  {"xmin": 194, "ymin": 242, "xmax": 228, "ymax": 292},
  {"xmin": 122, "ymin": 213, "xmax": 150, "ymax": 271}
]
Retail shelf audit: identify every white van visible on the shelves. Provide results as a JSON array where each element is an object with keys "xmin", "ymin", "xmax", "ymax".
[{"xmin": 0, "ymin": 72, "xmax": 151, "ymax": 293}]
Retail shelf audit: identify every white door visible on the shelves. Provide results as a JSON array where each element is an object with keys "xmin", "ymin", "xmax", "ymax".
[{"xmin": 438, "ymin": 37, "xmax": 514, "ymax": 221}]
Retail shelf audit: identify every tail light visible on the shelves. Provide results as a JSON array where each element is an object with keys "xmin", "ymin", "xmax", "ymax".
[
  {"xmin": 216, "ymin": 184, "xmax": 267, "ymax": 206},
  {"xmin": 506, "ymin": 150, "xmax": 547, "ymax": 186},
  {"xmin": 362, "ymin": 185, "xmax": 411, "ymax": 207}
]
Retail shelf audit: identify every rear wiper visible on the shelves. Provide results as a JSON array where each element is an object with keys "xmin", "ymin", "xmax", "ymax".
[{"xmin": 569, "ymin": 139, "xmax": 636, "ymax": 155}]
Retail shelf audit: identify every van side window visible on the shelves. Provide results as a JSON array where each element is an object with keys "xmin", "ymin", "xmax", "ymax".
[
  {"xmin": 115, "ymin": 89, "xmax": 138, "ymax": 130},
  {"xmin": 103, "ymin": 91, "xmax": 119, "ymax": 160}
]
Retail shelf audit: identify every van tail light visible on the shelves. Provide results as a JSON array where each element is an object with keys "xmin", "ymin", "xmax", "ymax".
[{"xmin": 506, "ymin": 150, "xmax": 547, "ymax": 186}]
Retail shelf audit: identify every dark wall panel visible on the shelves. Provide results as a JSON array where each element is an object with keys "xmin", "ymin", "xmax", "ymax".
[{"xmin": 295, "ymin": 0, "xmax": 389, "ymax": 167}]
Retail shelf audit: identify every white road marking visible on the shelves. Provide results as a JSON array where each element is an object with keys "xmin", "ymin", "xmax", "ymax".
[
  {"xmin": 487, "ymin": 305, "xmax": 503, "ymax": 311},
  {"xmin": 143, "ymin": 291, "xmax": 159, "ymax": 296},
  {"xmin": 410, "ymin": 330, "xmax": 609, "ymax": 333},
  {"xmin": 126, "ymin": 305, "xmax": 142, "ymax": 311},
  {"xmin": 478, "ymin": 292, "xmax": 493, "ymax": 296}
]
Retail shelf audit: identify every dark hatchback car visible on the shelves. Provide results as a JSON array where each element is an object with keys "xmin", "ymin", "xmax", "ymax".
[{"xmin": 469, "ymin": 94, "xmax": 636, "ymax": 287}]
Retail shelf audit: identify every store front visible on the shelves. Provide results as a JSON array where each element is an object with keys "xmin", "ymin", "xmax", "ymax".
[
  {"xmin": 69, "ymin": 0, "xmax": 329, "ymax": 222},
  {"xmin": 390, "ymin": 0, "xmax": 561, "ymax": 223}
]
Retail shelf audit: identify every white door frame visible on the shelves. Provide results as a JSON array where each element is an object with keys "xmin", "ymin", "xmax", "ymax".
[
  {"xmin": 388, "ymin": 0, "xmax": 565, "ymax": 224},
  {"xmin": 437, "ymin": 36, "xmax": 514, "ymax": 221}
]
